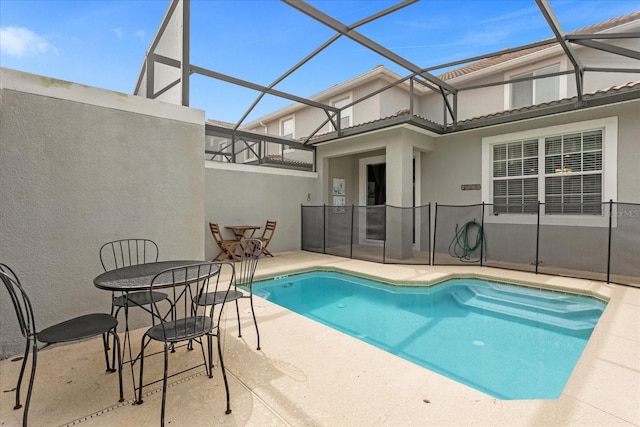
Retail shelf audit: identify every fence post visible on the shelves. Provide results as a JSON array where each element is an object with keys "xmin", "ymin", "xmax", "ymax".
[
  {"xmin": 382, "ymin": 205, "xmax": 387, "ymax": 264},
  {"xmin": 323, "ymin": 204, "xmax": 326, "ymax": 254},
  {"xmin": 535, "ymin": 201, "xmax": 541, "ymax": 274},
  {"xmin": 428, "ymin": 203, "xmax": 432, "ymax": 266},
  {"xmin": 432, "ymin": 203, "xmax": 438, "ymax": 265},
  {"xmin": 607, "ymin": 199, "xmax": 613, "ymax": 283},
  {"xmin": 350, "ymin": 205, "xmax": 354, "ymax": 259},
  {"xmin": 480, "ymin": 202, "xmax": 485, "ymax": 267}
]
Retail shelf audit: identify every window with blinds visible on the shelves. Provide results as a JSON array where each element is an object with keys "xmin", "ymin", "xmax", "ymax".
[
  {"xmin": 492, "ymin": 139, "xmax": 539, "ymax": 213},
  {"xmin": 544, "ymin": 130, "xmax": 603, "ymax": 214},
  {"xmin": 491, "ymin": 129, "xmax": 603, "ymax": 215}
]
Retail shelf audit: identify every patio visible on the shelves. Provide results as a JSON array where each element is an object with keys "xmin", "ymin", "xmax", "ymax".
[{"xmin": 1, "ymin": 251, "xmax": 638, "ymax": 427}]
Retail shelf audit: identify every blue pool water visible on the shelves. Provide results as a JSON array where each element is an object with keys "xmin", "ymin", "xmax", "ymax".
[{"xmin": 252, "ymin": 271, "xmax": 606, "ymax": 400}]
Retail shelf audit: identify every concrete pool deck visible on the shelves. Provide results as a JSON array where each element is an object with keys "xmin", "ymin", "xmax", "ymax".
[{"xmin": 1, "ymin": 251, "xmax": 638, "ymax": 426}]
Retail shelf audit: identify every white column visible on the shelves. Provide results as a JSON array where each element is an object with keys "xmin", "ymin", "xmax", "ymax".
[{"xmin": 385, "ymin": 130, "xmax": 414, "ymax": 259}]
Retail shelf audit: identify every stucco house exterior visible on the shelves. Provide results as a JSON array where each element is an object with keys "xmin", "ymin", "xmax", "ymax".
[
  {"xmin": 240, "ymin": 12, "xmax": 638, "ymax": 208},
  {"xmin": 225, "ymin": 12, "xmax": 639, "ymax": 268}
]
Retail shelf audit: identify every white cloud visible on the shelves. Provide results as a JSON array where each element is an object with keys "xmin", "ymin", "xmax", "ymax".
[
  {"xmin": 0, "ymin": 26, "xmax": 56, "ymax": 57},
  {"xmin": 134, "ymin": 29, "xmax": 145, "ymax": 40},
  {"xmin": 113, "ymin": 28, "xmax": 123, "ymax": 39}
]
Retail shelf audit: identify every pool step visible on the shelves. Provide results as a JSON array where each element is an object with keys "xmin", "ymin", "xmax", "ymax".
[{"xmin": 450, "ymin": 285, "xmax": 604, "ymax": 334}]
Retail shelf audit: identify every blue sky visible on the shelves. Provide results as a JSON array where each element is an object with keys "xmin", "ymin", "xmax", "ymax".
[{"xmin": 1, "ymin": 0, "xmax": 638, "ymax": 123}]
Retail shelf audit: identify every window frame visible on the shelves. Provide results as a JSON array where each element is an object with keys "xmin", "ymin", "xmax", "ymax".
[
  {"xmin": 330, "ymin": 93, "xmax": 353, "ymax": 131},
  {"xmin": 279, "ymin": 115, "xmax": 295, "ymax": 154},
  {"xmin": 482, "ymin": 116, "xmax": 618, "ymax": 227},
  {"xmin": 504, "ymin": 60, "xmax": 567, "ymax": 110},
  {"xmin": 243, "ymin": 140, "xmax": 259, "ymax": 163}
]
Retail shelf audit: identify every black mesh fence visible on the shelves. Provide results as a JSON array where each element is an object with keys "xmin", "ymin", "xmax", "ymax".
[
  {"xmin": 433, "ymin": 204, "xmax": 484, "ymax": 265},
  {"xmin": 610, "ymin": 203, "xmax": 640, "ymax": 283},
  {"xmin": 482, "ymin": 202, "xmax": 538, "ymax": 273},
  {"xmin": 385, "ymin": 205, "xmax": 431, "ymax": 264},
  {"xmin": 351, "ymin": 205, "xmax": 384, "ymax": 262},
  {"xmin": 300, "ymin": 204, "xmax": 431, "ymax": 264},
  {"xmin": 301, "ymin": 202, "xmax": 639, "ymax": 287},
  {"xmin": 301, "ymin": 205, "xmax": 324, "ymax": 253},
  {"xmin": 325, "ymin": 205, "xmax": 353, "ymax": 258},
  {"xmin": 537, "ymin": 202, "xmax": 609, "ymax": 281}
]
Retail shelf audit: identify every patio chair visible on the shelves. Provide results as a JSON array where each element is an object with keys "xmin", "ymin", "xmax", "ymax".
[
  {"xmin": 195, "ymin": 239, "xmax": 264, "ymax": 350},
  {"xmin": 258, "ymin": 220, "xmax": 277, "ymax": 257},
  {"xmin": 0, "ymin": 263, "xmax": 124, "ymax": 427},
  {"xmin": 100, "ymin": 238, "xmax": 170, "ymax": 321},
  {"xmin": 136, "ymin": 261, "xmax": 234, "ymax": 425},
  {"xmin": 209, "ymin": 222, "xmax": 241, "ymax": 261}
]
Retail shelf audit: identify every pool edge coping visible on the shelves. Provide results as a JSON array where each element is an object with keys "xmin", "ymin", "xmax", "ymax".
[{"xmin": 253, "ymin": 265, "xmax": 612, "ymax": 304}]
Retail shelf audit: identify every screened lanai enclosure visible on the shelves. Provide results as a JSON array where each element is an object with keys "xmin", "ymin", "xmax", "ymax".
[
  {"xmin": 136, "ymin": 0, "xmax": 639, "ymax": 164},
  {"xmin": 135, "ymin": 0, "xmax": 639, "ymax": 286}
]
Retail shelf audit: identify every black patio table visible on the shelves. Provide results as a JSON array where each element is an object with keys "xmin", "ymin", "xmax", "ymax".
[
  {"xmin": 94, "ymin": 260, "xmax": 220, "ymax": 395},
  {"xmin": 94, "ymin": 260, "xmax": 216, "ymax": 292}
]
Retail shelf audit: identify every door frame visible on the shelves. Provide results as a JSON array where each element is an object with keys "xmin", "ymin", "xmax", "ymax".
[
  {"xmin": 358, "ymin": 155, "xmax": 386, "ymax": 245},
  {"xmin": 357, "ymin": 153, "xmax": 423, "ymax": 250}
]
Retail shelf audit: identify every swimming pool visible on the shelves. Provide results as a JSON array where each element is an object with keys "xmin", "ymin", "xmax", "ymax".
[{"xmin": 252, "ymin": 271, "xmax": 606, "ymax": 400}]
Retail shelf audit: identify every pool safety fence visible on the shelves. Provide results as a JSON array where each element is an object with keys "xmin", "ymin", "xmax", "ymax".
[{"xmin": 300, "ymin": 201, "xmax": 639, "ymax": 287}]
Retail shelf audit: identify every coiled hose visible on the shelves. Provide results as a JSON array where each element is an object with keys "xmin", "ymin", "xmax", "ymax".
[{"xmin": 448, "ymin": 220, "xmax": 486, "ymax": 262}]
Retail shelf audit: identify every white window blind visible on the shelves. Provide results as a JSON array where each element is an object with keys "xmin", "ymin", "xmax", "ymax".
[
  {"xmin": 544, "ymin": 130, "xmax": 603, "ymax": 214},
  {"xmin": 492, "ymin": 139, "xmax": 539, "ymax": 213},
  {"xmin": 491, "ymin": 130, "xmax": 603, "ymax": 215}
]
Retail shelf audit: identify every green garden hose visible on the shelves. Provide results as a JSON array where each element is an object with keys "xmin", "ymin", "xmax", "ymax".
[{"xmin": 448, "ymin": 220, "xmax": 485, "ymax": 262}]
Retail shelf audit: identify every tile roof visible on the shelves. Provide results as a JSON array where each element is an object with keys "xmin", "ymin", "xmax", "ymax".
[
  {"xmin": 263, "ymin": 154, "xmax": 313, "ymax": 169},
  {"xmin": 438, "ymin": 11, "xmax": 640, "ymax": 81},
  {"xmin": 206, "ymin": 119, "xmax": 235, "ymax": 128},
  {"xmin": 306, "ymin": 107, "xmax": 440, "ymax": 141},
  {"xmin": 308, "ymin": 80, "xmax": 640, "ymax": 140}
]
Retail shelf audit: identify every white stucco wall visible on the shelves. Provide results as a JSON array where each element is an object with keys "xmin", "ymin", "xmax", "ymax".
[{"xmin": 0, "ymin": 68, "xmax": 205, "ymax": 359}]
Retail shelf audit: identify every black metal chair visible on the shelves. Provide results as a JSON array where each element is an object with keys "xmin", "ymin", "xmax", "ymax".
[
  {"xmin": 136, "ymin": 261, "xmax": 234, "ymax": 426},
  {"xmin": 0, "ymin": 263, "xmax": 124, "ymax": 427},
  {"xmin": 99, "ymin": 239, "xmax": 170, "ymax": 320},
  {"xmin": 195, "ymin": 239, "xmax": 264, "ymax": 350}
]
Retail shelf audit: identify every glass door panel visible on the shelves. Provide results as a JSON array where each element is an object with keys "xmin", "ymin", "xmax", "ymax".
[{"xmin": 366, "ymin": 163, "xmax": 385, "ymax": 240}]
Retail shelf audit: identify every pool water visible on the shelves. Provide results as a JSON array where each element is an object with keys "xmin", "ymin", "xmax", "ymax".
[{"xmin": 252, "ymin": 271, "xmax": 606, "ymax": 399}]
